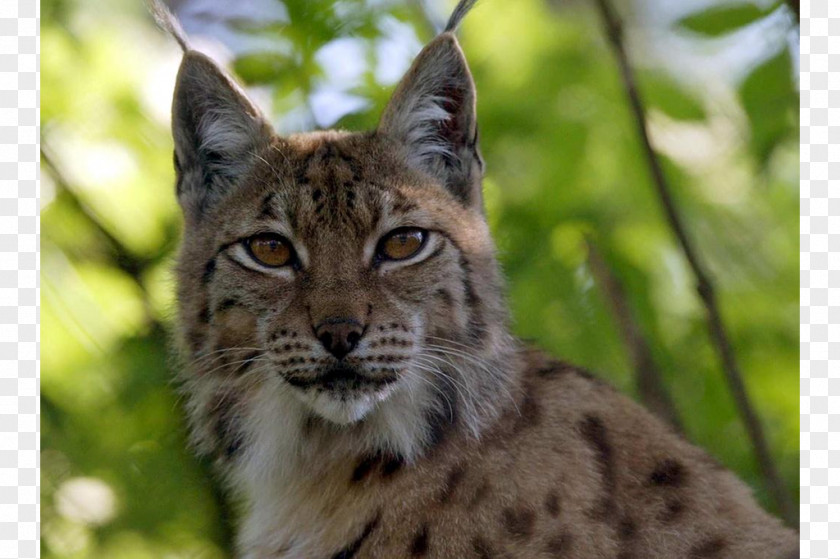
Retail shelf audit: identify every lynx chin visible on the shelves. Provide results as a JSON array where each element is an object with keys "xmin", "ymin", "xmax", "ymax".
[{"xmin": 150, "ymin": 0, "xmax": 797, "ymax": 557}]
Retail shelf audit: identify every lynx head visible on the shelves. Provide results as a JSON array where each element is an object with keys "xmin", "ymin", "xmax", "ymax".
[{"xmin": 173, "ymin": 9, "xmax": 516, "ymax": 460}]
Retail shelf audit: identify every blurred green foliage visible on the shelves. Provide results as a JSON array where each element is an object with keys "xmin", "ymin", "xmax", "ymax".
[
  {"xmin": 675, "ymin": 1, "xmax": 783, "ymax": 37},
  {"xmin": 41, "ymin": 0, "xmax": 799, "ymax": 556}
]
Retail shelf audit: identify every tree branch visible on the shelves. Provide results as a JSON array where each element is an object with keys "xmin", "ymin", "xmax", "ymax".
[
  {"xmin": 592, "ymin": 0, "xmax": 795, "ymax": 526},
  {"xmin": 41, "ymin": 145, "xmax": 162, "ymax": 329},
  {"xmin": 41, "ymin": 147, "xmax": 148, "ymax": 282},
  {"xmin": 586, "ymin": 240, "xmax": 682, "ymax": 431}
]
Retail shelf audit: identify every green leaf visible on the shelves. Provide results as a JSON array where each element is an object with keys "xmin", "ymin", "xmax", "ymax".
[
  {"xmin": 676, "ymin": 3, "xmax": 771, "ymax": 37},
  {"xmin": 640, "ymin": 71, "xmax": 706, "ymax": 121},
  {"xmin": 738, "ymin": 48, "xmax": 797, "ymax": 166},
  {"xmin": 232, "ymin": 52, "xmax": 294, "ymax": 85}
]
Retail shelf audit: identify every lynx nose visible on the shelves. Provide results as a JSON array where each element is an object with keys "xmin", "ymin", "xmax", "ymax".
[{"xmin": 315, "ymin": 319, "xmax": 363, "ymax": 360}]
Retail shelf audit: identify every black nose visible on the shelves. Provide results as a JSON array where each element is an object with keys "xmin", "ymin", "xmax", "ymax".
[{"xmin": 315, "ymin": 319, "xmax": 363, "ymax": 360}]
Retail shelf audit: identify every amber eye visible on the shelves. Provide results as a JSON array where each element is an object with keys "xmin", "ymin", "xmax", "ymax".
[
  {"xmin": 246, "ymin": 234, "xmax": 294, "ymax": 268},
  {"xmin": 378, "ymin": 228, "xmax": 427, "ymax": 261}
]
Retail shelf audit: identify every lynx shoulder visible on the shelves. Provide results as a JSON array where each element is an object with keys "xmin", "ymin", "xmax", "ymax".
[{"xmin": 151, "ymin": 0, "xmax": 798, "ymax": 557}]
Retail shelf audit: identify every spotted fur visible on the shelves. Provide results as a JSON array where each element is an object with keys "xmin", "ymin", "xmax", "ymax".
[{"xmin": 157, "ymin": 0, "xmax": 798, "ymax": 557}]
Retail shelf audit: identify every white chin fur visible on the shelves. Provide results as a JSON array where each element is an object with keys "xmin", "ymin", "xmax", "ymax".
[{"xmin": 292, "ymin": 385, "xmax": 396, "ymax": 426}]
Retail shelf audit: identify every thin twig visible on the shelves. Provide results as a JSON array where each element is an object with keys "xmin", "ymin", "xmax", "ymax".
[
  {"xmin": 592, "ymin": 0, "xmax": 795, "ymax": 526},
  {"xmin": 586, "ymin": 239, "xmax": 682, "ymax": 431}
]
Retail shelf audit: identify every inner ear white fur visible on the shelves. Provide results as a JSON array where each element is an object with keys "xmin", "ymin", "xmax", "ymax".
[
  {"xmin": 384, "ymin": 94, "xmax": 456, "ymax": 169},
  {"xmin": 378, "ymin": 33, "xmax": 483, "ymax": 207}
]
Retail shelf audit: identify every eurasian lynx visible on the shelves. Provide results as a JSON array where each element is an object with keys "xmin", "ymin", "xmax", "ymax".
[{"xmin": 152, "ymin": 0, "xmax": 798, "ymax": 557}]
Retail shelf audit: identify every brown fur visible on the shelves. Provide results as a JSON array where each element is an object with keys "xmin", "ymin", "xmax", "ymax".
[
  {"xmin": 160, "ymin": 1, "xmax": 798, "ymax": 557},
  {"xmin": 269, "ymin": 353, "xmax": 796, "ymax": 559}
]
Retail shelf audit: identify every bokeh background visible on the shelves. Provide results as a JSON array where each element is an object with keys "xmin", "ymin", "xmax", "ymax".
[{"xmin": 41, "ymin": 0, "xmax": 799, "ymax": 556}]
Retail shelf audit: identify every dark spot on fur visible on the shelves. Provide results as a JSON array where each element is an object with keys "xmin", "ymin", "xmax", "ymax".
[
  {"xmin": 471, "ymin": 536, "xmax": 495, "ymax": 559},
  {"xmin": 544, "ymin": 533, "xmax": 570, "ymax": 555},
  {"xmin": 409, "ymin": 524, "xmax": 429, "ymax": 556},
  {"xmin": 381, "ymin": 454, "xmax": 404, "ymax": 477},
  {"xmin": 351, "ymin": 455, "xmax": 379, "ymax": 483},
  {"xmin": 224, "ymin": 438, "xmax": 242, "ymax": 459},
  {"xmin": 588, "ymin": 496, "xmax": 613, "ymax": 521},
  {"xmin": 544, "ymin": 491, "xmax": 560, "ymax": 517},
  {"xmin": 202, "ymin": 259, "xmax": 216, "ymax": 285},
  {"xmin": 210, "ymin": 394, "xmax": 243, "ymax": 460},
  {"xmin": 438, "ymin": 463, "xmax": 467, "ymax": 503},
  {"xmin": 198, "ymin": 306, "xmax": 211, "ymax": 324},
  {"xmin": 312, "ymin": 188, "xmax": 323, "ymax": 202},
  {"xmin": 536, "ymin": 366, "xmax": 560, "ymax": 377},
  {"xmin": 535, "ymin": 360, "xmax": 577, "ymax": 378},
  {"xmin": 457, "ymin": 253, "xmax": 486, "ymax": 343},
  {"xmin": 351, "ymin": 453, "xmax": 402, "ymax": 483},
  {"xmin": 618, "ymin": 517, "xmax": 636, "ymax": 539},
  {"xmin": 658, "ymin": 498, "xmax": 685, "ymax": 523},
  {"xmin": 331, "ymin": 513, "xmax": 380, "ymax": 559},
  {"xmin": 502, "ymin": 507, "xmax": 535, "ymax": 538},
  {"xmin": 514, "ymin": 384, "xmax": 541, "ymax": 432},
  {"xmin": 435, "ymin": 288, "xmax": 453, "ymax": 307},
  {"xmin": 468, "ymin": 478, "xmax": 490, "ymax": 509},
  {"xmin": 649, "ymin": 459, "xmax": 686, "ymax": 487},
  {"xmin": 579, "ymin": 415, "xmax": 617, "ymax": 521},
  {"xmin": 689, "ymin": 537, "xmax": 727, "ymax": 558},
  {"xmin": 259, "ymin": 193, "xmax": 278, "ymax": 219},
  {"xmin": 215, "ymin": 298, "xmax": 240, "ymax": 313},
  {"xmin": 579, "ymin": 416, "xmax": 611, "ymax": 466}
]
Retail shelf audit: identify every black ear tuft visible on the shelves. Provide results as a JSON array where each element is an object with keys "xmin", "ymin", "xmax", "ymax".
[
  {"xmin": 378, "ymin": 34, "xmax": 483, "ymax": 208},
  {"xmin": 172, "ymin": 51, "xmax": 273, "ymax": 215},
  {"xmin": 444, "ymin": 0, "xmax": 479, "ymax": 33}
]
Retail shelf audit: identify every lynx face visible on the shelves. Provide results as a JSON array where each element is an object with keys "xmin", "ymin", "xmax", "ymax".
[
  {"xmin": 183, "ymin": 132, "xmax": 491, "ymax": 425},
  {"xmin": 174, "ymin": 36, "xmax": 514, "ymax": 454}
]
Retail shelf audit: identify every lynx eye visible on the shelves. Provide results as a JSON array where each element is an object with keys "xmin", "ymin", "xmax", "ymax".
[
  {"xmin": 245, "ymin": 234, "xmax": 293, "ymax": 268},
  {"xmin": 378, "ymin": 228, "xmax": 427, "ymax": 261}
]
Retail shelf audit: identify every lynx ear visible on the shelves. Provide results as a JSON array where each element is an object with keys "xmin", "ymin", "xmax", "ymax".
[
  {"xmin": 378, "ymin": 33, "xmax": 483, "ymax": 207},
  {"xmin": 172, "ymin": 51, "xmax": 272, "ymax": 214}
]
